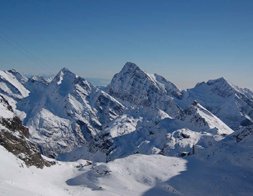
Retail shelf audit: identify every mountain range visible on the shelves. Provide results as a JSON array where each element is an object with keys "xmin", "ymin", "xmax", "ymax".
[{"xmin": 0, "ymin": 62, "xmax": 253, "ymax": 195}]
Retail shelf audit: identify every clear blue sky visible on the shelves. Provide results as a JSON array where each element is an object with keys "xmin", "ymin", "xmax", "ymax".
[{"xmin": 0, "ymin": 0, "xmax": 252, "ymax": 89}]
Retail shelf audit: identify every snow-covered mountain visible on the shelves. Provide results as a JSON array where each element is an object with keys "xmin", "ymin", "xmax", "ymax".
[
  {"xmin": 100, "ymin": 63, "xmax": 233, "ymax": 159},
  {"xmin": 0, "ymin": 63, "xmax": 241, "ymax": 161},
  {"xmin": 182, "ymin": 77, "xmax": 253, "ymax": 130},
  {"xmin": 107, "ymin": 62, "xmax": 182, "ymax": 117},
  {"xmin": 0, "ymin": 62, "xmax": 253, "ymax": 195},
  {"xmin": 17, "ymin": 68, "xmax": 125, "ymax": 158}
]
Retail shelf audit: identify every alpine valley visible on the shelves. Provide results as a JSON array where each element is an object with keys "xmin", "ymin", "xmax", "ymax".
[{"xmin": 0, "ymin": 62, "xmax": 253, "ymax": 196}]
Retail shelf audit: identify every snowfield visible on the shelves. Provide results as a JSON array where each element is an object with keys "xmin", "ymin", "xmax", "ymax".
[
  {"xmin": 1, "ymin": 144, "xmax": 253, "ymax": 196},
  {"xmin": 0, "ymin": 146, "xmax": 187, "ymax": 196}
]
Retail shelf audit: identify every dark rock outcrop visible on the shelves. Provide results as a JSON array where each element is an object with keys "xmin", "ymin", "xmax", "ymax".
[{"xmin": 0, "ymin": 95, "xmax": 51, "ymax": 168}]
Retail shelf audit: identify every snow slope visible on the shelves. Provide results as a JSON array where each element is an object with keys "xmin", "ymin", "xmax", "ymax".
[
  {"xmin": 0, "ymin": 70, "xmax": 29, "ymax": 99},
  {"xmin": 182, "ymin": 77, "xmax": 253, "ymax": 129},
  {"xmin": 105, "ymin": 101, "xmax": 233, "ymax": 160},
  {"xmin": 157, "ymin": 125, "xmax": 253, "ymax": 196},
  {"xmin": 1, "ymin": 137, "xmax": 253, "ymax": 196},
  {"xmin": 0, "ymin": 146, "xmax": 187, "ymax": 196},
  {"xmin": 178, "ymin": 102, "xmax": 233, "ymax": 135},
  {"xmin": 0, "ymin": 95, "xmax": 14, "ymax": 118}
]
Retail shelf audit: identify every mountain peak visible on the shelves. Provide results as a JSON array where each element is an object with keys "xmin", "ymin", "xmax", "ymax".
[
  {"xmin": 123, "ymin": 62, "xmax": 140, "ymax": 69},
  {"xmin": 53, "ymin": 67, "xmax": 77, "ymax": 85},
  {"xmin": 57, "ymin": 67, "xmax": 77, "ymax": 77},
  {"xmin": 59, "ymin": 67, "xmax": 73, "ymax": 74},
  {"xmin": 109, "ymin": 62, "xmax": 148, "ymax": 87},
  {"xmin": 107, "ymin": 62, "xmax": 181, "ymax": 117},
  {"xmin": 207, "ymin": 77, "xmax": 230, "ymax": 86},
  {"xmin": 193, "ymin": 77, "xmax": 235, "ymax": 96},
  {"xmin": 121, "ymin": 62, "xmax": 143, "ymax": 74},
  {"xmin": 206, "ymin": 77, "xmax": 236, "ymax": 96}
]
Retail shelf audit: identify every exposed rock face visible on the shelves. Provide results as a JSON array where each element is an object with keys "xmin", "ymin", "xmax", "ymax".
[
  {"xmin": 0, "ymin": 95, "xmax": 51, "ymax": 168},
  {"xmin": 233, "ymin": 125, "xmax": 253, "ymax": 143},
  {"xmin": 107, "ymin": 62, "xmax": 182, "ymax": 117}
]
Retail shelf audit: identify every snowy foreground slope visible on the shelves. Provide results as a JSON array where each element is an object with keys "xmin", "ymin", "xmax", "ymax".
[
  {"xmin": 0, "ymin": 62, "xmax": 253, "ymax": 195},
  {"xmin": 1, "ymin": 135, "xmax": 253, "ymax": 196},
  {"xmin": 0, "ymin": 145, "xmax": 186, "ymax": 196}
]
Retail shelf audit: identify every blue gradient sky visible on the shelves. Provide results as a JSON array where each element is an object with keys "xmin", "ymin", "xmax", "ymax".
[{"xmin": 0, "ymin": 0, "xmax": 252, "ymax": 89}]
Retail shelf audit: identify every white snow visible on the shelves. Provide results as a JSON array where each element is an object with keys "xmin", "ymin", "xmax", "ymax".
[
  {"xmin": 192, "ymin": 103, "xmax": 233, "ymax": 135},
  {"xmin": 0, "ymin": 146, "xmax": 187, "ymax": 196},
  {"xmin": 105, "ymin": 114, "xmax": 140, "ymax": 138},
  {"xmin": 0, "ymin": 70, "xmax": 29, "ymax": 98},
  {"xmin": 183, "ymin": 77, "xmax": 253, "ymax": 130},
  {"xmin": 1, "ymin": 138, "xmax": 253, "ymax": 196},
  {"xmin": 0, "ymin": 103, "xmax": 13, "ymax": 119}
]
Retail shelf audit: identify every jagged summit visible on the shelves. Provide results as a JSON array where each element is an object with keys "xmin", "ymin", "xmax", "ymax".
[
  {"xmin": 107, "ymin": 62, "xmax": 182, "ymax": 117},
  {"xmin": 113, "ymin": 62, "xmax": 147, "ymax": 82},
  {"xmin": 192, "ymin": 77, "xmax": 236, "ymax": 98},
  {"xmin": 195, "ymin": 77, "xmax": 230, "ymax": 86},
  {"xmin": 121, "ymin": 62, "xmax": 141, "ymax": 72},
  {"xmin": 59, "ymin": 67, "xmax": 73, "ymax": 74},
  {"xmin": 207, "ymin": 77, "xmax": 228, "ymax": 84},
  {"xmin": 195, "ymin": 77, "xmax": 232, "ymax": 89},
  {"xmin": 52, "ymin": 67, "xmax": 78, "ymax": 86},
  {"xmin": 207, "ymin": 77, "xmax": 235, "ymax": 93},
  {"xmin": 57, "ymin": 67, "xmax": 77, "ymax": 77}
]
